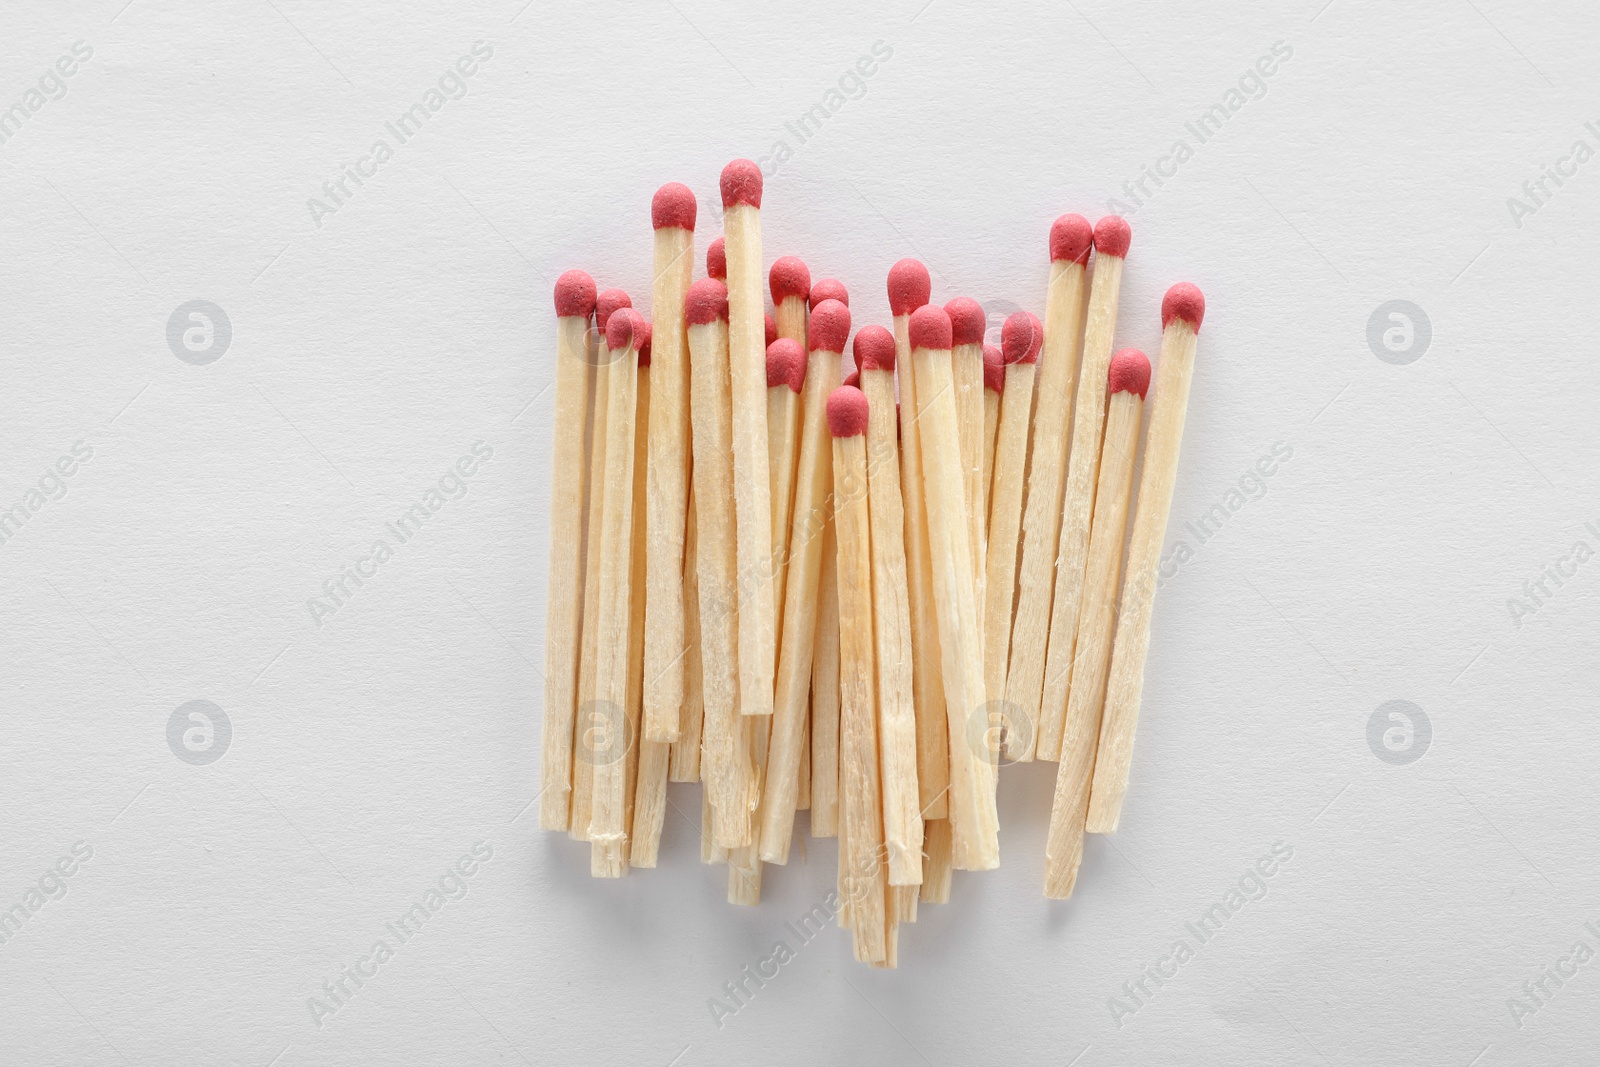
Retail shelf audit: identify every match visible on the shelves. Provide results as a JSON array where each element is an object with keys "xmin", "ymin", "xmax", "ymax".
[
  {"xmin": 946, "ymin": 296, "xmax": 988, "ymax": 651},
  {"xmin": 982, "ymin": 312, "xmax": 1041, "ymax": 707}
]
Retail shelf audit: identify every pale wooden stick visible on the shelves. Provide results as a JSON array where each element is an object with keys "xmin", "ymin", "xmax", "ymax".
[
  {"xmin": 831, "ymin": 389, "xmax": 887, "ymax": 963},
  {"xmin": 982, "ymin": 316, "xmax": 1040, "ymax": 707},
  {"xmin": 540, "ymin": 273, "xmax": 595, "ymax": 831},
  {"xmin": 686, "ymin": 282, "xmax": 751, "ymax": 848},
  {"xmin": 856, "ymin": 326, "xmax": 921, "ymax": 887},
  {"xmin": 887, "ymin": 260, "xmax": 949, "ymax": 822},
  {"xmin": 569, "ymin": 328, "xmax": 611, "ymax": 841},
  {"xmin": 669, "ymin": 479, "xmax": 704, "ymax": 783},
  {"xmin": 728, "ymin": 714, "xmax": 768, "ymax": 904},
  {"xmin": 642, "ymin": 190, "xmax": 697, "ymax": 744},
  {"xmin": 919, "ymin": 816, "xmax": 953, "ymax": 903},
  {"xmin": 1003, "ymin": 216, "xmax": 1092, "ymax": 761},
  {"xmin": 766, "ymin": 343, "xmax": 804, "ymax": 644},
  {"xmin": 591, "ymin": 311, "xmax": 646, "ymax": 877},
  {"xmin": 701, "ymin": 786, "xmax": 726, "ymax": 865},
  {"xmin": 798, "ymin": 707, "xmax": 811, "ymax": 810},
  {"xmin": 630, "ymin": 362, "xmax": 673, "ymax": 869},
  {"xmin": 1039, "ymin": 218, "xmax": 1130, "ymax": 762},
  {"xmin": 982, "ymin": 343, "xmax": 1001, "ymax": 527},
  {"xmin": 1045, "ymin": 352, "xmax": 1146, "ymax": 896},
  {"xmin": 759, "ymin": 305, "xmax": 845, "ymax": 863},
  {"xmin": 946, "ymin": 298, "xmax": 988, "ymax": 661},
  {"xmin": 1088, "ymin": 286, "xmax": 1204, "ymax": 833},
  {"xmin": 910, "ymin": 307, "xmax": 999, "ymax": 871},
  {"xmin": 809, "ymin": 516, "xmax": 841, "ymax": 838},
  {"xmin": 720, "ymin": 162, "xmax": 775, "ymax": 718}
]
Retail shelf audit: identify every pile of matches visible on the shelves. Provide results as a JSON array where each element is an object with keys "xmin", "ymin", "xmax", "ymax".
[{"xmin": 539, "ymin": 159, "xmax": 1205, "ymax": 967}]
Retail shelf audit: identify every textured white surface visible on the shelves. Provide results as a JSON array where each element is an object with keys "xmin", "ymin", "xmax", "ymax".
[{"xmin": 1, "ymin": 0, "xmax": 1597, "ymax": 1063}]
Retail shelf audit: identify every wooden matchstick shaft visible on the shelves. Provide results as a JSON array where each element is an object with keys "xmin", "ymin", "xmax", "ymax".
[
  {"xmin": 861, "ymin": 367, "xmax": 922, "ymax": 886},
  {"xmin": 1038, "ymin": 251, "xmax": 1127, "ymax": 762},
  {"xmin": 540, "ymin": 312, "xmax": 591, "ymax": 831},
  {"xmin": 642, "ymin": 224, "xmax": 696, "ymax": 744},
  {"xmin": 629, "ymin": 369, "xmax": 673, "ymax": 869},
  {"xmin": 728, "ymin": 714, "xmax": 768, "ymax": 904},
  {"xmin": 983, "ymin": 384, "xmax": 999, "ymax": 525},
  {"xmin": 982, "ymin": 360, "xmax": 1037, "ymax": 705},
  {"xmin": 1089, "ymin": 313, "xmax": 1201, "ymax": 833},
  {"xmin": 1003, "ymin": 259, "xmax": 1089, "ymax": 760},
  {"xmin": 809, "ymin": 516, "xmax": 841, "ymax": 838},
  {"xmin": 758, "ymin": 348, "xmax": 840, "ymax": 863},
  {"xmin": 912, "ymin": 339, "xmax": 1000, "ymax": 871},
  {"xmin": 835, "ymin": 428, "xmax": 888, "ymax": 964},
  {"xmin": 669, "ymin": 479, "xmax": 704, "ymax": 783},
  {"xmin": 569, "ymin": 337, "xmax": 612, "ymax": 842},
  {"xmin": 953, "ymin": 339, "xmax": 987, "ymax": 656},
  {"xmin": 723, "ymin": 202, "xmax": 776, "ymax": 717},
  {"xmin": 1045, "ymin": 384, "xmax": 1142, "ymax": 896},
  {"xmin": 766, "ymin": 381, "xmax": 802, "ymax": 644},
  {"xmin": 919, "ymin": 816, "xmax": 953, "ymax": 903},
  {"xmin": 893, "ymin": 315, "xmax": 949, "ymax": 821}
]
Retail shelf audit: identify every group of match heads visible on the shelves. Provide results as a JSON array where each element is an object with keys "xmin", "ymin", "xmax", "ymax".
[{"xmin": 540, "ymin": 159, "xmax": 1206, "ymax": 967}]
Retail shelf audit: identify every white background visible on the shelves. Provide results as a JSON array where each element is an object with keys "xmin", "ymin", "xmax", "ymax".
[{"xmin": 1, "ymin": 0, "xmax": 1596, "ymax": 1064}]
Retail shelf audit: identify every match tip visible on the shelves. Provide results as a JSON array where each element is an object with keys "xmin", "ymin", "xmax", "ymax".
[
  {"xmin": 766, "ymin": 338, "xmax": 805, "ymax": 393},
  {"xmin": 606, "ymin": 308, "xmax": 647, "ymax": 354},
  {"xmin": 887, "ymin": 259, "xmax": 931, "ymax": 316},
  {"xmin": 944, "ymin": 297, "xmax": 985, "ymax": 347},
  {"xmin": 651, "ymin": 182, "xmax": 697, "ymax": 231},
  {"xmin": 808, "ymin": 298, "xmax": 851, "ymax": 353},
  {"xmin": 983, "ymin": 344, "xmax": 1004, "ymax": 393},
  {"xmin": 769, "ymin": 256, "xmax": 811, "ymax": 305},
  {"xmin": 764, "ymin": 311, "xmax": 777, "ymax": 348},
  {"xmin": 1001, "ymin": 311, "xmax": 1041, "ymax": 364},
  {"xmin": 595, "ymin": 289, "xmax": 632, "ymax": 340},
  {"xmin": 1108, "ymin": 348, "xmax": 1150, "ymax": 398},
  {"xmin": 809, "ymin": 277, "xmax": 848, "ymax": 309},
  {"xmin": 636, "ymin": 320, "xmax": 654, "ymax": 367},
  {"xmin": 554, "ymin": 269, "xmax": 597, "ymax": 318},
  {"xmin": 685, "ymin": 278, "xmax": 729, "ymax": 325},
  {"xmin": 827, "ymin": 385, "xmax": 869, "ymax": 438},
  {"xmin": 1093, "ymin": 215, "xmax": 1131, "ymax": 258},
  {"xmin": 843, "ymin": 368, "xmax": 860, "ymax": 388},
  {"xmin": 1161, "ymin": 282, "xmax": 1205, "ymax": 331},
  {"xmin": 1049, "ymin": 214, "xmax": 1094, "ymax": 264},
  {"xmin": 853, "ymin": 325, "xmax": 895, "ymax": 373},
  {"xmin": 706, "ymin": 237, "xmax": 726, "ymax": 280},
  {"xmin": 720, "ymin": 159, "xmax": 763, "ymax": 209},
  {"xmin": 909, "ymin": 305, "xmax": 952, "ymax": 351}
]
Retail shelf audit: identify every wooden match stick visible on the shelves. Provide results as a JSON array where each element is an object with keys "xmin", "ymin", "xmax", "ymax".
[
  {"xmin": 1044, "ymin": 349, "xmax": 1148, "ymax": 896},
  {"xmin": 570, "ymin": 288, "xmax": 632, "ymax": 841},
  {"xmin": 982, "ymin": 313, "xmax": 1041, "ymax": 707},
  {"xmin": 720, "ymin": 159, "xmax": 776, "ymax": 718},
  {"xmin": 728, "ymin": 711, "xmax": 766, "ymax": 904},
  {"xmin": 759, "ymin": 303, "xmax": 847, "ymax": 863},
  {"xmin": 540, "ymin": 270, "xmax": 596, "ymax": 832},
  {"xmin": 685, "ymin": 278, "xmax": 752, "ymax": 848},
  {"xmin": 668, "ymin": 479, "xmax": 704, "ymax": 782},
  {"xmin": 887, "ymin": 259, "xmax": 949, "ymax": 824},
  {"xmin": 945, "ymin": 297, "xmax": 988, "ymax": 652},
  {"xmin": 909, "ymin": 305, "xmax": 1000, "ymax": 871},
  {"xmin": 591, "ymin": 310, "xmax": 648, "ymax": 878},
  {"xmin": 854, "ymin": 324, "xmax": 922, "ymax": 887},
  {"xmin": 631, "ymin": 334, "xmax": 675, "ymax": 869},
  {"xmin": 1003, "ymin": 215, "xmax": 1093, "ymax": 762},
  {"xmin": 767, "ymin": 256, "xmax": 811, "ymax": 635},
  {"xmin": 1038, "ymin": 216, "xmax": 1132, "ymax": 762},
  {"xmin": 1088, "ymin": 284, "xmax": 1205, "ymax": 833},
  {"xmin": 982, "ymin": 342, "xmax": 1002, "ymax": 521},
  {"xmin": 641, "ymin": 184, "xmax": 697, "ymax": 745},
  {"xmin": 809, "ymin": 516, "xmax": 841, "ymax": 838},
  {"xmin": 919, "ymin": 815, "xmax": 953, "ymax": 903},
  {"xmin": 830, "ymin": 384, "xmax": 888, "ymax": 964}
]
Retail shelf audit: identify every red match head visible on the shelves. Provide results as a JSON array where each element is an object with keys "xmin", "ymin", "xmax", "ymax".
[
  {"xmin": 596, "ymin": 289, "xmax": 632, "ymax": 338},
  {"xmin": 887, "ymin": 259, "xmax": 931, "ymax": 317},
  {"xmin": 706, "ymin": 238, "xmax": 726, "ymax": 280},
  {"xmin": 809, "ymin": 278, "xmax": 848, "ymax": 309},
  {"xmin": 1161, "ymin": 282, "xmax": 1205, "ymax": 331},
  {"xmin": 764, "ymin": 311, "xmax": 777, "ymax": 348},
  {"xmin": 1108, "ymin": 348, "xmax": 1150, "ymax": 398},
  {"xmin": 1001, "ymin": 311, "xmax": 1042, "ymax": 364},
  {"xmin": 554, "ymin": 269, "xmax": 597, "ymax": 318},
  {"xmin": 766, "ymin": 338, "xmax": 806, "ymax": 392},
  {"xmin": 636, "ymin": 320, "xmax": 654, "ymax": 367},
  {"xmin": 909, "ymin": 305, "xmax": 952, "ymax": 351},
  {"xmin": 651, "ymin": 182, "xmax": 697, "ymax": 231},
  {"xmin": 853, "ymin": 324, "xmax": 895, "ymax": 373},
  {"xmin": 945, "ymin": 297, "xmax": 985, "ymax": 348},
  {"xmin": 1050, "ymin": 214, "xmax": 1094, "ymax": 264},
  {"xmin": 808, "ymin": 299, "xmax": 851, "ymax": 353},
  {"xmin": 720, "ymin": 159, "xmax": 763, "ymax": 209},
  {"xmin": 606, "ymin": 308, "xmax": 647, "ymax": 354},
  {"xmin": 843, "ymin": 368, "xmax": 860, "ymax": 388},
  {"xmin": 827, "ymin": 385, "xmax": 869, "ymax": 438},
  {"xmin": 1093, "ymin": 215, "xmax": 1131, "ymax": 258},
  {"xmin": 983, "ymin": 344, "xmax": 1004, "ymax": 393},
  {"xmin": 685, "ymin": 278, "xmax": 729, "ymax": 325},
  {"xmin": 769, "ymin": 256, "xmax": 811, "ymax": 305}
]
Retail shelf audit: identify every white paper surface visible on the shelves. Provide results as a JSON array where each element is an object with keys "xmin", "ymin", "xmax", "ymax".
[{"xmin": 1, "ymin": 0, "xmax": 1596, "ymax": 1063}]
